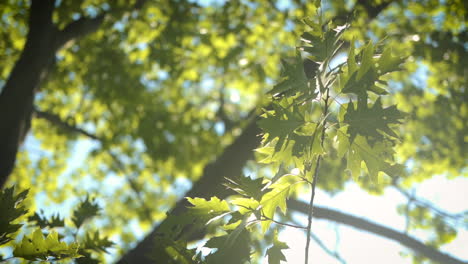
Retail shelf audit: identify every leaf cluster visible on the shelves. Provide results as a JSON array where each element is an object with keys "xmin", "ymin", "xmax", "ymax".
[
  {"xmin": 0, "ymin": 187, "xmax": 114, "ymax": 263},
  {"xmin": 175, "ymin": 12, "xmax": 408, "ymax": 264}
]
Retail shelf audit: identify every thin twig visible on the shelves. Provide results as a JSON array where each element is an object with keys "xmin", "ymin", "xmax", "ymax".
[
  {"xmin": 305, "ymin": 86, "xmax": 330, "ymax": 264},
  {"xmin": 260, "ymin": 215, "xmax": 307, "ymax": 230},
  {"xmin": 393, "ymin": 184, "xmax": 467, "ymax": 226}
]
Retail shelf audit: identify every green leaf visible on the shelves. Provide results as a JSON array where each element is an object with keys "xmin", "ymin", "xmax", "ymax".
[
  {"xmin": 0, "ymin": 187, "xmax": 28, "ymax": 245},
  {"xmin": 336, "ymin": 126, "xmax": 350, "ymax": 159},
  {"xmin": 346, "ymin": 146, "xmax": 363, "ymax": 181},
  {"xmin": 301, "ymin": 25, "xmax": 343, "ymax": 63},
  {"xmin": 348, "ymin": 136, "xmax": 398, "ymax": 182},
  {"xmin": 266, "ymin": 230, "xmax": 289, "ymax": 264},
  {"xmin": 341, "ymin": 42, "xmax": 401, "ymax": 98},
  {"xmin": 268, "ymin": 53, "xmax": 313, "ymax": 99},
  {"xmin": 29, "ymin": 211, "xmax": 64, "ymax": 229},
  {"xmin": 259, "ymin": 176, "xmax": 299, "ymax": 232},
  {"xmin": 342, "ymin": 68, "xmax": 381, "ymax": 96},
  {"xmin": 13, "ymin": 229, "xmax": 81, "ymax": 261},
  {"xmin": 344, "ymin": 98, "xmax": 405, "ymax": 142},
  {"xmin": 357, "ymin": 41, "xmax": 375, "ymax": 80},
  {"xmin": 72, "ymin": 195, "xmax": 100, "ymax": 228},
  {"xmin": 292, "ymin": 122, "xmax": 323, "ymax": 157},
  {"xmin": 186, "ymin": 196, "xmax": 230, "ymax": 224},
  {"xmin": 231, "ymin": 197, "xmax": 260, "ymax": 215},
  {"xmin": 347, "ymin": 40, "xmax": 358, "ymax": 74},
  {"xmin": 258, "ymin": 104, "xmax": 304, "ymax": 152},
  {"xmin": 83, "ymin": 230, "xmax": 114, "ymax": 253},
  {"xmin": 377, "ymin": 47, "xmax": 405, "ymax": 75},
  {"xmin": 224, "ymin": 175, "xmax": 266, "ymax": 201},
  {"xmin": 204, "ymin": 227, "xmax": 250, "ymax": 264},
  {"xmin": 152, "ymin": 236, "xmax": 201, "ymax": 264}
]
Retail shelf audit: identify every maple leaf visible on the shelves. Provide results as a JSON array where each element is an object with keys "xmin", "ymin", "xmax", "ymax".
[
  {"xmin": 258, "ymin": 104, "xmax": 304, "ymax": 152},
  {"xmin": 266, "ymin": 230, "xmax": 289, "ymax": 264},
  {"xmin": 13, "ymin": 229, "xmax": 81, "ymax": 261},
  {"xmin": 0, "ymin": 187, "xmax": 28, "ymax": 245},
  {"xmin": 186, "ymin": 196, "xmax": 230, "ymax": 222},
  {"xmin": 83, "ymin": 230, "xmax": 114, "ymax": 253},
  {"xmin": 29, "ymin": 211, "xmax": 64, "ymax": 229},
  {"xmin": 259, "ymin": 175, "xmax": 300, "ymax": 232},
  {"xmin": 377, "ymin": 47, "xmax": 405, "ymax": 75},
  {"xmin": 338, "ymin": 131, "xmax": 405, "ymax": 182},
  {"xmin": 341, "ymin": 41, "xmax": 405, "ymax": 97},
  {"xmin": 224, "ymin": 175, "xmax": 266, "ymax": 201},
  {"xmin": 300, "ymin": 24, "xmax": 344, "ymax": 63},
  {"xmin": 268, "ymin": 53, "xmax": 311, "ymax": 99},
  {"xmin": 204, "ymin": 226, "xmax": 251, "ymax": 264},
  {"xmin": 72, "ymin": 195, "xmax": 100, "ymax": 229},
  {"xmin": 344, "ymin": 98, "xmax": 405, "ymax": 142}
]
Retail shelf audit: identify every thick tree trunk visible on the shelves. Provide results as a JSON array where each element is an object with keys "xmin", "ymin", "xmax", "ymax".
[
  {"xmin": 0, "ymin": 0, "xmax": 107, "ymax": 188},
  {"xmin": 0, "ymin": 0, "xmax": 56, "ymax": 187}
]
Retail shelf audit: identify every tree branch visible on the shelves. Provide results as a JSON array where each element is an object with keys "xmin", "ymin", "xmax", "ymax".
[
  {"xmin": 288, "ymin": 200, "xmax": 467, "ymax": 264},
  {"xmin": 53, "ymin": 15, "xmax": 106, "ymax": 50},
  {"xmin": 54, "ymin": 0, "xmax": 148, "ymax": 50},
  {"xmin": 356, "ymin": 0, "xmax": 394, "ymax": 19},
  {"xmin": 33, "ymin": 107, "xmax": 101, "ymax": 141}
]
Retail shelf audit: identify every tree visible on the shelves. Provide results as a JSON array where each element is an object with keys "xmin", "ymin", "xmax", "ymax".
[{"xmin": 0, "ymin": 0, "xmax": 466, "ymax": 263}]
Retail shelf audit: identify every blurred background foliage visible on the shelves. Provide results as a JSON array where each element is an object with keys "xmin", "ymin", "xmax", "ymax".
[{"xmin": 0, "ymin": 0, "xmax": 466, "ymax": 262}]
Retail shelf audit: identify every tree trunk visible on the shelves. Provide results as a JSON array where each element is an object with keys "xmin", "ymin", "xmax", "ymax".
[{"xmin": 0, "ymin": 0, "xmax": 56, "ymax": 187}]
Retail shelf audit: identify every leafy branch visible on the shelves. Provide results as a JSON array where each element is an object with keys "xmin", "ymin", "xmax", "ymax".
[
  {"xmin": 180, "ymin": 5, "xmax": 409, "ymax": 263},
  {"xmin": 0, "ymin": 187, "xmax": 114, "ymax": 263}
]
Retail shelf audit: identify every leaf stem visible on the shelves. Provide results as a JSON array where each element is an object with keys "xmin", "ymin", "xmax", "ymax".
[
  {"xmin": 305, "ymin": 88, "xmax": 330, "ymax": 264},
  {"xmin": 260, "ymin": 215, "xmax": 307, "ymax": 229}
]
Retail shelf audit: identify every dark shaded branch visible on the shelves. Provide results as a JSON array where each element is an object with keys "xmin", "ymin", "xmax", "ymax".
[
  {"xmin": 33, "ymin": 107, "xmax": 101, "ymax": 141},
  {"xmin": 356, "ymin": 0, "xmax": 394, "ymax": 19},
  {"xmin": 54, "ymin": 0, "xmax": 148, "ymax": 50},
  {"xmin": 288, "ymin": 200, "xmax": 467, "ymax": 264},
  {"xmin": 54, "ymin": 15, "xmax": 106, "ymax": 50}
]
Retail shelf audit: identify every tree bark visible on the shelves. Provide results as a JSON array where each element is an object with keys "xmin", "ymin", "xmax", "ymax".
[
  {"xmin": 0, "ymin": 0, "xmax": 56, "ymax": 187},
  {"xmin": 0, "ymin": 0, "xmax": 126, "ymax": 188}
]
